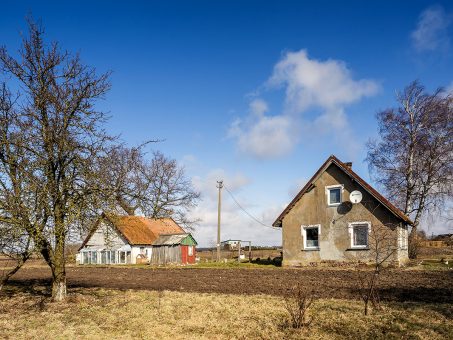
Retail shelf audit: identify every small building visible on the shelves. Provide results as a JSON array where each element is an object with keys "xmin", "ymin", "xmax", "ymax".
[
  {"xmin": 221, "ymin": 239, "xmax": 242, "ymax": 250},
  {"xmin": 150, "ymin": 233, "xmax": 198, "ymax": 265},
  {"xmin": 78, "ymin": 214, "xmax": 196, "ymax": 265},
  {"xmin": 273, "ymin": 155, "xmax": 413, "ymax": 267}
]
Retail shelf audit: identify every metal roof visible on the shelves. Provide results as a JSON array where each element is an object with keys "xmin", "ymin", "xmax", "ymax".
[{"xmin": 152, "ymin": 233, "xmax": 190, "ymax": 246}]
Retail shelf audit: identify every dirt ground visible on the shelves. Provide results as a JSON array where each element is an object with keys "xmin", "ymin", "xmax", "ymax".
[{"xmin": 7, "ymin": 266, "xmax": 452, "ymax": 303}]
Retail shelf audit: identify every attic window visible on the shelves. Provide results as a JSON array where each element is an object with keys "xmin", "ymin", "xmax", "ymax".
[{"xmin": 326, "ymin": 185, "xmax": 343, "ymax": 206}]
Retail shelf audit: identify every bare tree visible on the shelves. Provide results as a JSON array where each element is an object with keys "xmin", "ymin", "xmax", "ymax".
[
  {"xmin": 0, "ymin": 222, "xmax": 33, "ymax": 291},
  {"xmin": 100, "ymin": 148, "xmax": 200, "ymax": 230},
  {"xmin": 140, "ymin": 151, "xmax": 200, "ymax": 230},
  {"xmin": 353, "ymin": 223, "xmax": 399, "ymax": 315},
  {"xmin": 367, "ymin": 81, "xmax": 453, "ymax": 258},
  {"xmin": 0, "ymin": 19, "xmax": 112, "ymax": 301},
  {"xmin": 97, "ymin": 145, "xmax": 147, "ymax": 216}
]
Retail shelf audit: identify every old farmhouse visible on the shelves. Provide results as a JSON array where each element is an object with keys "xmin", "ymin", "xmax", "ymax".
[
  {"xmin": 273, "ymin": 155, "xmax": 413, "ymax": 267},
  {"xmin": 78, "ymin": 215, "xmax": 197, "ymax": 265}
]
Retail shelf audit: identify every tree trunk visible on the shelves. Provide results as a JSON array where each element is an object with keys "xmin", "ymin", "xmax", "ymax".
[{"xmin": 51, "ymin": 269, "xmax": 67, "ymax": 302}]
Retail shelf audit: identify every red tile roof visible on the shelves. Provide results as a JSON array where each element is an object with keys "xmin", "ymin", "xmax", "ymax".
[
  {"xmin": 80, "ymin": 215, "xmax": 186, "ymax": 249},
  {"xmin": 108, "ymin": 215, "xmax": 185, "ymax": 245},
  {"xmin": 272, "ymin": 155, "xmax": 413, "ymax": 227}
]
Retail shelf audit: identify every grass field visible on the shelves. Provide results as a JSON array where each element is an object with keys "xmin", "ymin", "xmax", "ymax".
[
  {"xmin": 1, "ymin": 286, "xmax": 452, "ymax": 340},
  {"xmin": 1, "ymin": 247, "xmax": 452, "ymax": 339}
]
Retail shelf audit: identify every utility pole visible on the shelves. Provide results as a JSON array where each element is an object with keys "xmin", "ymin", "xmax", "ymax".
[{"xmin": 216, "ymin": 180, "xmax": 223, "ymax": 262}]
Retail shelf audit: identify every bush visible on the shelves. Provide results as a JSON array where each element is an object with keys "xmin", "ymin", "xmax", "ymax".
[{"xmin": 283, "ymin": 285, "xmax": 314, "ymax": 329}]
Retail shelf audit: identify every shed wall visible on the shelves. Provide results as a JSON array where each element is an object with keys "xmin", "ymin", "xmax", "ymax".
[{"xmin": 150, "ymin": 245, "xmax": 182, "ymax": 265}]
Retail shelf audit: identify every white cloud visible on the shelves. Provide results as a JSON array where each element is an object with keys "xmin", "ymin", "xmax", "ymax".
[
  {"xmin": 228, "ymin": 106, "xmax": 296, "ymax": 159},
  {"xmin": 189, "ymin": 168, "xmax": 281, "ymax": 247},
  {"xmin": 229, "ymin": 50, "xmax": 379, "ymax": 159},
  {"xmin": 268, "ymin": 50, "xmax": 379, "ymax": 113},
  {"xmin": 249, "ymin": 98, "xmax": 268, "ymax": 117},
  {"xmin": 411, "ymin": 6, "xmax": 452, "ymax": 52}
]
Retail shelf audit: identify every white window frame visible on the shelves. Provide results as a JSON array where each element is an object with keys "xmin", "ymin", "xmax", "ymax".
[
  {"xmin": 325, "ymin": 184, "xmax": 344, "ymax": 206},
  {"xmin": 348, "ymin": 222, "xmax": 371, "ymax": 249},
  {"xmin": 301, "ymin": 224, "xmax": 321, "ymax": 250},
  {"xmin": 188, "ymin": 245, "xmax": 193, "ymax": 256}
]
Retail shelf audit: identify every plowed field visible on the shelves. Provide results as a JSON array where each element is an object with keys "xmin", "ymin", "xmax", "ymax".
[{"xmin": 8, "ymin": 266, "xmax": 453, "ymax": 303}]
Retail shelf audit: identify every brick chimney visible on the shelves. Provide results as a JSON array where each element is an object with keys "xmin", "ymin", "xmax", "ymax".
[{"xmin": 344, "ymin": 162, "xmax": 352, "ymax": 169}]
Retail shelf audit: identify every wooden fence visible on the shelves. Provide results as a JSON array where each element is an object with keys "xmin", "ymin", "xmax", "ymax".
[{"xmin": 420, "ymin": 241, "xmax": 448, "ymax": 248}]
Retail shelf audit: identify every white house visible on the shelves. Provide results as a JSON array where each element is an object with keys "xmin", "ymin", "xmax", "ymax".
[{"xmin": 78, "ymin": 214, "xmax": 187, "ymax": 265}]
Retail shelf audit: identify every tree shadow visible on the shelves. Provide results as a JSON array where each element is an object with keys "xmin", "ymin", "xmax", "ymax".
[
  {"xmin": 346, "ymin": 285, "xmax": 453, "ymax": 309},
  {"xmin": 1, "ymin": 278, "xmax": 50, "ymax": 298}
]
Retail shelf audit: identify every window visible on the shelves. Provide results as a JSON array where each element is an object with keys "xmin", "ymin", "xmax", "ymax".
[
  {"xmin": 101, "ymin": 251, "xmax": 107, "ymax": 264},
  {"xmin": 120, "ymin": 251, "xmax": 126, "ymax": 264},
  {"xmin": 188, "ymin": 246, "xmax": 193, "ymax": 256},
  {"xmin": 91, "ymin": 251, "xmax": 98, "ymax": 264},
  {"xmin": 140, "ymin": 247, "xmax": 145, "ymax": 254},
  {"xmin": 348, "ymin": 222, "xmax": 370, "ymax": 248},
  {"xmin": 302, "ymin": 225, "xmax": 321, "ymax": 250},
  {"xmin": 326, "ymin": 185, "xmax": 343, "ymax": 206},
  {"xmin": 83, "ymin": 252, "xmax": 89, "ymax": 264}
]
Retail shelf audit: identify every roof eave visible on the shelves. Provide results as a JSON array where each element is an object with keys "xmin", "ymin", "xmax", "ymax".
[{"xmin": 272, "ymin": 155, "xmax": 413, "ymax": 227}]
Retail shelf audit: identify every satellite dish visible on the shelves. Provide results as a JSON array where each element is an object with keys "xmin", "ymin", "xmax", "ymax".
[{"xmin": 350, "ymin": 190, "xmax": 363, "ymax": 204}]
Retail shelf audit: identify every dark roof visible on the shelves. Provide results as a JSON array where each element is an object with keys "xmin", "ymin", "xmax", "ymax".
[
  {"xmin": 79, "ymin": 215, "xmax": 186, "ymax": 250},
  {"xmin": 272, "ymin": 155, "xmax": 413, "ymax": 227}
]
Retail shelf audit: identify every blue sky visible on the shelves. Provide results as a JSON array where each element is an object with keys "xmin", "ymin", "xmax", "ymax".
[{"xmin": 2, "ymin": 1, "xmax": 452, "ymax": 245}]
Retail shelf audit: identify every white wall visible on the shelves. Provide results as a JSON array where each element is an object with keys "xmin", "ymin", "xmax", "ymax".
[
  {"xmin": 131, "ymin": 246, "xmax": 154, "ymax": 264},
  {"xmin": 85, "ymin": 222, "xmax": 127, "ymax": 249}
]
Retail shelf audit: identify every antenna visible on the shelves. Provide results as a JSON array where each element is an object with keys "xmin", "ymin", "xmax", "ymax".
[{"xmin": 350, "ymin": 190, "xmax": 363, "ymax": 204}]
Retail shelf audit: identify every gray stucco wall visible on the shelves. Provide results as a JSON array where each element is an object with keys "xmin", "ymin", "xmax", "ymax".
[{"xmin": 281, "ymin": 164, "xmax": 409, "ymax": 267}]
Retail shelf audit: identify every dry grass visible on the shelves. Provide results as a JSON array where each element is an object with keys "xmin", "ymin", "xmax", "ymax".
[{"xmin": 0, "ymin": 287, "xmax": 451, "ymax": 340}]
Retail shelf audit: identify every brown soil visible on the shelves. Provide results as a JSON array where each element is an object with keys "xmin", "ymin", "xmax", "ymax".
[{"xmin": 7, "ymin": 266, "xmax": 453, "ymax": 303}]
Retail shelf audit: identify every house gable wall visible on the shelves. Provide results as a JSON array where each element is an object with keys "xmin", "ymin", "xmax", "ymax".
[
  {"xmin": 84, "ymin": 222, "xmax": 128, "ymax": 250},
  {"xmin": 282, "ymin": 164, "xmax": 409, "ymax": 266}
]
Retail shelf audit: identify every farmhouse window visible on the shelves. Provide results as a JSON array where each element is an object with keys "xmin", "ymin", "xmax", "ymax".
[
  {"xmin": 188, "ymin": 246, "xmax": 193, "ymax": 256},
  {"xmin": 325, "ymin": 185, "xmax": 343, "ymax": 206},
  {"xmin": 348, "ymin": 222, "xmax": 371, "ymax": 248},
  {"xmin": 91, "ymin": 251, "xmax": 98, "ymax": 264},
  {"xmin": 100, "ymin": 251, "xmax": 105, "ymax": 264},
  {"xmin": 120, "ymin": 251, "xmax": 126, "ymax": 264},
  {"xmin": 83, "ymin": 252, "xmax": 89, "ymax": 264},
  {"xmin": 302, "ymin": 225, "xmax": 320, "ymax": 250}
]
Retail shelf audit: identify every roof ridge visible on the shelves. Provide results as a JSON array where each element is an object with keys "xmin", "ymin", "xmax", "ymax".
[{"xmin": 272, "ymin": 155, "xmax": 413, "ymax": 227}]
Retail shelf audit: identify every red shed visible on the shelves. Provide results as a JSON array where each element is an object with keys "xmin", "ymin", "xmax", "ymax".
[{"xmin": 150, "ymin": 233, "xmax": 197, "ymax": 265}]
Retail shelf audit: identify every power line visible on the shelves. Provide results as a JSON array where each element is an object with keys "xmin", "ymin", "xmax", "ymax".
[{"xmin": 223, "ymin": 185, "xmax": 279, "ymax": 230}]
